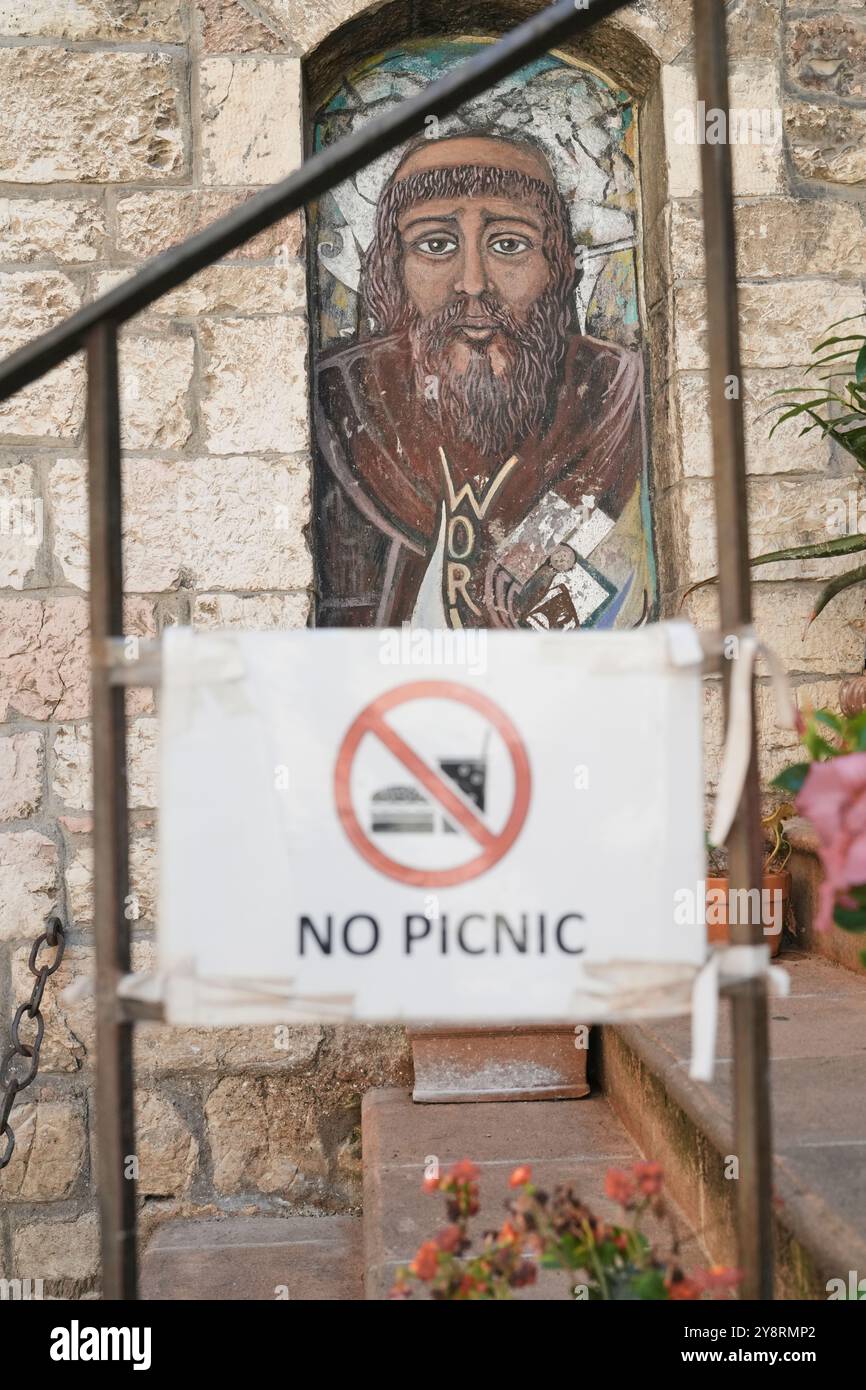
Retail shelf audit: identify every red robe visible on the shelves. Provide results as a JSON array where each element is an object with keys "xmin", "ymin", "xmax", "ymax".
[{"xmin": 314, "ymin": 329, "xmax": 651, "ymax": 629}]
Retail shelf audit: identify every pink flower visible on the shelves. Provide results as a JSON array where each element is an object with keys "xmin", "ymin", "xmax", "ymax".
[{"xmin": 797, "ymin": 753, "xmax": 866, "ymax": 931}]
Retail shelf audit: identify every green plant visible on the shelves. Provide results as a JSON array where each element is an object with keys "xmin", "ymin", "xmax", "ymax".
[
  {"xmin": 686, "ymin": 316, "xmax": 866, "ymax": 630},
  {"xmin": 389, "ymin": 1159, "xmax": 739, "ymax": 1301}
]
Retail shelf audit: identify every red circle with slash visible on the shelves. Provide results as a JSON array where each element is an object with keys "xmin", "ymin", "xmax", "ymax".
[{"xmin": 334, "ymin": 681, "xmax": 531, "ymax": 888}]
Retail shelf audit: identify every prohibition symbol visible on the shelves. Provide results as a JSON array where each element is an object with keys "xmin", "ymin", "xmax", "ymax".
[{"xmin": 334, "ymin": 681, "xmax": 531, "ymax": 888}]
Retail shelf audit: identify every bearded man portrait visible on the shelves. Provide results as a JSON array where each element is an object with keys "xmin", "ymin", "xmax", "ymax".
[{"xmin": 314, "ymin": 131, "xmax": 653, "ymax": 631}]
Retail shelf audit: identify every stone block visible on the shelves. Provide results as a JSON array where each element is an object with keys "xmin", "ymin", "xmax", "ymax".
[
  {"xmin": 115, "ymin": 190, "xmax": 302, "ymax": 262},
  {"xmin": 200, "ymin": 316, "xmax": 309, "ymax": 453},
  {"xmin": 0, "ymin": 0, "xmax": 187, "ymax": 41},
  {"xmin": 0, "ymin": 829, "xmax": 57, "ymax": 941},
  {"xmin": 198, "ymin": 0, "xmax": 286, "ymax": 53},
  {"xmin": 663, "ymin": 62, "xmax": 784, "ymax": 199},
  {"xmin": 50, "ymin": 455, "xmax": 312, "ymax": 592},
  {"xmin": 0, "ymin": 1099, "xmax": 86, "ymax": 1202},
  {"xmin": 663, "ymin": 476, "xmax": 866, "ymax": 583},
  {"xmin": 683, "ymin": 582, "xmax": 866, "ymax": 677},
  {"xmin": 786, "ymin": 102, "xmax": 866, "ymax": 185},
  {"xmin": 65, "ymin": 835, "xmax": 156, "ymax": 928},
  {"xmin": 120, "ymin": 334, "xmax": 195, "ymax": 451},
  {"xmin": 674, "ymin": 280, "xmax": 866, "ymax": 370},
  {"xmin": 192, "ymin": 591, "xmax": 310, "ymax": 629},
  {"xmin": 0, "ymin": 271, "xmax": 83, "ymax": 438},
  {"xmin": 0, "ymin": 196, "xmax": 105, "ymax": 263},
  {"xmin": 0, "ymin": 49, "xmax": 187, "ymax": 184},
  {"xmin": 11, "ymin": 1213, "xmax": 98, "ymax": 1286},
  {"xmin": 0, "ymin": 460, "xmax": 43, "ymax": 588},
  {"xmin": 204, "ymin": 1074, "xmax": 329, "ymax": 1198},
  {"xmin": 786, "ymin": 14, "xmax": 866, "ymax": 100},
  {"xmin": 134, "ymin": 1092, "xmax": 199, "ymax": 1197},
  {"xmin": 670, "ymin": 196, "xmax": 866, "ymax": 280},
  {"xmin": 0, "ymin": 731, "xmax": 43, "ymax": 821},
  {"xmin": 51, "ymin": 718, "xmax": 157, "ymax": 812},
  {"xmin": 674, "ymin": 368, "xmax": 835, "ymax": 479},
  {"xmin": 200, "ymin": 56, "xmax": 301, "ymax": 186}
]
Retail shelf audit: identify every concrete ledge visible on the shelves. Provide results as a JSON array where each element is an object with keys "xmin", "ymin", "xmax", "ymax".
[
  {"xmin": 601, "ymin": 952, "xmax": 866, "ymax": 1299},
  {"xmin": 141, "ymin": 1215, "xmax": 363, "ymax": 1301}
]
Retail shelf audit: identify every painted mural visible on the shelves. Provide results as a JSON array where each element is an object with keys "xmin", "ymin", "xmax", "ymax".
[{"xmin": 311, "ymin": 39, "xmax": 657, "ymax": 630}]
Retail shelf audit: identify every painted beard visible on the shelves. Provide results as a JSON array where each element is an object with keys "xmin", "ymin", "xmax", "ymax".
[{"xmin": 410, "ymin": 292, "xmax": 565, "ymax": 458}]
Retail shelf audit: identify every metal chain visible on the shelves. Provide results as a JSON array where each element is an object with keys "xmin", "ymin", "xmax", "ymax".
[{"xmin": 0, "ymin": 916, "xmax": 65, "ymax": 1170}]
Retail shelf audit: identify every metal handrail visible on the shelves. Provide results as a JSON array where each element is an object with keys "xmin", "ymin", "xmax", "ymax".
[
  {"xmin": 0, "ymin": 0, "xmax": 629, "ymax": 402},
  {"xmin": 0, "ymin": 0, "xmax": 775, "ymax": 1301}
]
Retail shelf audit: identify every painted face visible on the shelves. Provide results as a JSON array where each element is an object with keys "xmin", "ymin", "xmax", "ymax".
[{"xmin": 396, "ymin": 193, "xmax": 551, "ymax": 337}]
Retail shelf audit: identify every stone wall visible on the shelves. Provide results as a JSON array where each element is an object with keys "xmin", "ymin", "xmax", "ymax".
[{"xmin": 0, "ymin": 0, "xmax": 863, "ymax": 1295}]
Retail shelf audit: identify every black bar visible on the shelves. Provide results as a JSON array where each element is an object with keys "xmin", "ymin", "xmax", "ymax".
[
  {"xmin": 87, "ymin": 321, "xmax": 138, "ymax": 1300},
  {"xmin": 0, "ymin": 0, "xmax": 632, "ymax": 402},
  {"xmin": 692, "ymin": 0, "xmax": 774, "ymax": 1301}
]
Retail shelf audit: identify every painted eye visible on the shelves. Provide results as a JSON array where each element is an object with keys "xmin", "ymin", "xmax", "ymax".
[
  {"xmin": 490, "ymin": 236, "xmax": 530, "ymax": 256},
  {"xmin": 416, "ymin": 236, "xmax": 457, "ymax": 256}
]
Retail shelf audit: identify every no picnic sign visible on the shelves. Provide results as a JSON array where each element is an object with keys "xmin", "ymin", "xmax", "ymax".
[{"xmin": 158, "ymin": 627, "xmax": 707, "ymax": 1024}]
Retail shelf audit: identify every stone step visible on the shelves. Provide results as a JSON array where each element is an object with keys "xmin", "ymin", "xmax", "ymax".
[
  {"xmin": 361, "ymin": 1086, "xmax": 707, "ymax": 1300},
  {"xmin": 140, "ymin": 1214, "xmax": 363, "ymax": 1300},
  {"xmin": 602, "ymin": 950, "xmax": 866, "ymax": 1300}
]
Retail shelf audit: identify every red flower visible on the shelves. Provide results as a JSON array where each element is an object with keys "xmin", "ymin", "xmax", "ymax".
[
  {"xmin": 450, "ymin": 1158, "xmax": 480, "ymax": 1183},
  {"xmin": 604, "ymin": 1167, "xmax": 636, "ymax": 1207},
  {"xmin": 634, "ymin": 1161, "xmax": 664, "ymax": 1197},
  {"xmin": 668, "ymin": 1276, "xmax": 701, "ymax": 1301},
  {"xmin": 509, "ymin": 1164, "xmax": 532, "ymax": 1188},
  {"xmin": 410, "ymin": 1240, "xmax": 440, "ymax": 1281},
  {"xmin": 497, "ymin": 1220, "xmax": 519, "ymax": 1247},
  {"xmin": 436, "ymin": 1224, "xmax": 462, "ymax": 1253},
  {"xmin": 422, "ymin": 1174, "xmax": 441, "ymax": 1194},
  {"xmin": 511, "ymin": 1261, "xmax": 538, "ymax": 1288}
]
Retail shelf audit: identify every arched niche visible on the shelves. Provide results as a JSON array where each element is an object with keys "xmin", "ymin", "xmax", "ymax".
[{"xmin": 302, "ymin": 2, "xmax": 679, "ymax": 629}]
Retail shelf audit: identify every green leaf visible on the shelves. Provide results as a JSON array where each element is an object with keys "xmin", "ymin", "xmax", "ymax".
[
  {"xmin": 829, "ymin": 425, "xmax": 866, "ymax": 468},
  {"xmin": 816, "ymin": 313, "xmax": 866, "ymax": 337},
  {"xmin": 804, "ymin": 727, "xmax": 838, "ymax": 761},
  {"xmin": 814, "ymin": 709, "xmax": 843, "ymax": 733},
  {"xmin": 770, "ymin": 763, "xmax": 810, "ymax": 794},
  {"xmin": 809, "ymin": 563, "xmax": 866, "ymax": 626},
  {"xmin": 833, "ymin": 904, "xmax": 866, "ymax": 933},
  {"xmin": 680, "ymin": 534, "xmax": 866, "ymax": 606}
]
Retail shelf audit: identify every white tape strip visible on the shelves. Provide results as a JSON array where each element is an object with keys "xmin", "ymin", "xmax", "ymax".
[
  {"xmin": 690, "ymin": 945, "xmax": 790, "ymax": 1083},
  {"xmin": 709, "ymin": 627, "xmax": 798, "ymax": 849}
]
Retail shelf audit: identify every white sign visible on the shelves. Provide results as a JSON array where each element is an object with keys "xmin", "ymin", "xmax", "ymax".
[{"xmin": 157, "ymin": 624, "xmax": 707, "ymax": 1024}]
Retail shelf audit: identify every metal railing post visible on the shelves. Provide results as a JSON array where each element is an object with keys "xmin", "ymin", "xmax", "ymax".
[
  {"xmin": 87, "ymin": 321, "xmax": 138, "ymax": 1300},
  {"xmin": 693, "ymin": 0, "xmax": 774, "ymax": 1300}
]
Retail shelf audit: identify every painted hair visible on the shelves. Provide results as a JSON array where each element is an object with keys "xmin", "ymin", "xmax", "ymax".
[{"xmin": 360, "ymin": 157, "xmax": 580, "ymax": 340}]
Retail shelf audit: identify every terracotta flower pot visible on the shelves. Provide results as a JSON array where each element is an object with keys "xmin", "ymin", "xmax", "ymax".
[{"xmin": 705, "ymin": 871, "xmax": 790, "ymax": 958}]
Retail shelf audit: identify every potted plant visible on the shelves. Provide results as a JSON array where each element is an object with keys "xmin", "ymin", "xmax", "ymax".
[
  {"xmin": 390, "ymin": 1158, "xmax": 739, "ymax": 1301},
  {"xmin": 705, "ymin": 809, "xmax": 793, "ymax": 958}
]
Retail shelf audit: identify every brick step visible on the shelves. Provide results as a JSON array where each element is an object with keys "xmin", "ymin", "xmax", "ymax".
[
  {"xmin": 602, "ymin": 951, "xmax": 866, "ymax": 1299},
  {"xmin": 140, "ymin": 1214, "xmax": 363, "ymax": 1300},
  {"xmin": 360, "ymin": 1086, "xmax": 707, "ymax": 1300}
]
